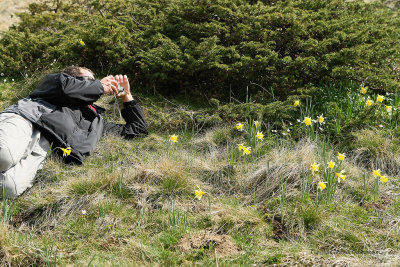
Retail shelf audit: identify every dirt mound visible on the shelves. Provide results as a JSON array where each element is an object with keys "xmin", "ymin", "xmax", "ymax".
[{"xmin": 178, "ymin": 230, "xmax": 242, "ymax": 258}]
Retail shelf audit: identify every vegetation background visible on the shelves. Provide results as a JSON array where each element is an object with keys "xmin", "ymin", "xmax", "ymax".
[{"xmin": 2, "ymin": 0, "xmax": 400, "ymax": 266}]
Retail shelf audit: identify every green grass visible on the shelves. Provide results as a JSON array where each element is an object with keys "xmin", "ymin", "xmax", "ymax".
[{"xmin": 1, "ymin": 79, "xmax": 400, "ymax": 266}]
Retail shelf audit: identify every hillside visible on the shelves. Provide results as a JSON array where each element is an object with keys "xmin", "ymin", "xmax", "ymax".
[{"xmin": 0, "ymin": 0, "xmax": 37, "ymax": 31}]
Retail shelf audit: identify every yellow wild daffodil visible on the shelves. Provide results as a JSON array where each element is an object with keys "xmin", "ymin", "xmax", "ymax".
[
  {"xmin": 238, "ymin": 144, "xmax": 245, "ymax": 151},
  {"xmin": 328, "ymin": 161, "xmax": 335, "ymax": 169},
  {"xmin": 256, "ymin": 131, "xmax": 264, "ymax": 140},
  {"xmin": 372, "ymin": 169, "xmax": 381, "ymax": 177},
  {"xmin": 60, "ymin": 147, "xmax": 71, "ymax": 157},
  {"xmin": 318, "ymin": 115, "xmax": 324, "ymax": 124},
  {"xmin": 377, "ymin": 95, "xmax": 384, "ymax": 103},
  {"xmin": 79, "ymin": 40, "xmax": 85, "ymax": 46},
  {"xmin": 366, "ymin": 99, "xmax": 373, "ymax": 107},
  {"xmin": 385, "ymin": 105, "xmax": 392, "ymax": 113},
  {"xmin": 169, "ymin": 134, "xmax": 178, "ymax": 143},
  {"xmin": 360, "ymin": 86, "xmax": 367, "ymax": 95},
  {"xmin": 254, "ymin": 121, "xmax": 260, "ymax": 128},
  {"xmin": 319, "ymin": 182, "xmax": 326, "ymax": 190},
  {"xmin": 337, "ymin": 152, "xmax": 346, "ymax": 161},
  {"xmin": 303, "ymin": 117, "xmax": 312, "ymax": 126},
  {"xmin": 311, "ymin": 162, "xmax": 319, "ymax": 172},
  {"xmin": 236, "ymin": 123, "xmax": 243, "ymax": 131},
  {"xmin": 294, "ymin": 100, "xmax": 300, "ymax": 107},
  {"xmin": 380, "ymin": 175, "xmax": 388, "ymax": 183},
  {"xmin": 242, "ymin": 146, "xmax": 251, "ymax": 156},
  {"xmin": 195, "ymin": 189, "xmax": 206, "ymax": 200}
]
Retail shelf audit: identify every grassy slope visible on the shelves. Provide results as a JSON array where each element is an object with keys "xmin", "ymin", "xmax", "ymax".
[{"xmin": 1, "ymin": 78, "xmax": 400, "ymax": 266}]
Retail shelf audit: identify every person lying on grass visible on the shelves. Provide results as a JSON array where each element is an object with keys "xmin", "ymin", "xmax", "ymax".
[{"xmin": 0, "ymin": 66, "xmax": 148, "ymax": 198}]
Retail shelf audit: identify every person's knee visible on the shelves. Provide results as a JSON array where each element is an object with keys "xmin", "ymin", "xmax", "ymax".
[{"xmin": 0, "ymin": 145, "xmax": 14, "ymax": 172}]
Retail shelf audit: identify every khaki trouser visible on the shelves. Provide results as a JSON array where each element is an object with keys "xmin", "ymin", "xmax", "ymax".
[{"xmin": 0, "ymin": 113, "xmax": 50, "ymax": 198}]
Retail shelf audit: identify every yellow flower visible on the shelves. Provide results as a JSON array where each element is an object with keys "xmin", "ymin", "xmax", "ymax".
[
  {"xmin": 294, "ymin": 100, "xmax": 300, "ymax": 107},
  {"xmin": 236, "ymin": 123, "xmax": 243, "ymax": 131},
  {"xmin": 318, "ymin": 115, "xmax": 324, "ymax": 124},
  {"xmin": 256, "ymin": 131, "xmax": 264, "ymax": 140},
  {"xmin": 303, "ymin": 117, "xmax": 312, "ymax": 126},
  {"xmin": 335, "ymin": 170, "xmax": 346, "ymax": 181},
  {"xmin": 372, "ymin": 169, "xmax": 381, "ymax": 177},
  {"xmin": 238, "ymin": 144, "xmax": 245, "ymax": 151},
  {"xmin": 377, "ymin": 95, "xmax": 384, "ymax": 103},
  {"xmin": 311, "ymin": 162, "xmax": 319, "ymax": 172},
  {"xmin": 60, "ymin": 147, "xmax": 71, "ymax": 157},
  {"xmin": 195, "ymin": 189, "xmax": 206, "ymax": 200},
  {"xmin": 328, "ymin": 161, "xmax": 335, "ymax": 169},
  {"xmin": 380, "ymin": 175, "xmax": 388, "ymax": 183},
  {"xmin": 254, "ymin": 121, "xmax": 260, "ymax": 128},
  {"xmin": 337, "ymin": 152, "xmax": 346, "ymax": 161},
  {"xmin": 79, "ymin": 40, "xmax": 85, "ymax": 46},
  {"xmin": 386, "ymin": 105, "xmax": 392, "ymax": 113},
  {"xmin": 360, "ymin": 86, "xmax": 367, "ymax": 94},
  {"xmin": 340, "ymin": 174, "xmax": 346, "ymax": 181},
  {"xmin": 169, "ymin": 134, "xmax": 178, "ymax": 143},
  {"xmin": 242, "ymin": 146, "xmax": 251, "ymax": 156},
  {"xmin": 366, "ymin": 99, "xmax": 373, "ymax": 107},
  {"xmin": 319, "ymin": 182, "xmax": 326, "ymax": 190}
]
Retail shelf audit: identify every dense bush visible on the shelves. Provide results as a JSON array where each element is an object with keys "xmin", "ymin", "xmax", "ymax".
[{"xmin": 1, "ymin": 0, "xmax": 400, "ymax": 99}]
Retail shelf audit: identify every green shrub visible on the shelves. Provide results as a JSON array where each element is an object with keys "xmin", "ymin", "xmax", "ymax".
[{"xmin": 1, "ymin": 0, "xmax": 400, "ymax": 99}]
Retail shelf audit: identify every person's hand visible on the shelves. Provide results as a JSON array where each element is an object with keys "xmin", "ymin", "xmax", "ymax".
[
  {"xmin": 100, "ymin": 76, "xmax": 119, "ymax": 95},
  {"xmin": 115, "ymin": 74, "xmax": 133, "ymax": 102}
]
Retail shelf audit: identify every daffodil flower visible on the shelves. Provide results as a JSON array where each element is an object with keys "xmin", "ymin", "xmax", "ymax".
[
  {"xmin": 169, "ymin": 134, "xmax": 178, "ymax": 143},
  {"xmin": 236, "ymin": 123, "xmax": 243, "ymax": 131},
  {"xmin": 79, "ymin": 40, "xmax": 85, "ymax": 46},
  {"xmin": 238, "ymin": 144, "xmax": 245, "ymax": 151},
  {"xmin": 195, "ymin": 189, "xmax": 206, "ymax": 200},
  {"xmin": 242, "ymin": 146, "xmax": 251, "ymax": 156},
  {"xmin": 328, "ymin": 161, "xmax": 335, "ymax": 169},
  {"xmin": 366, "ymin": 99, "xmax": 374, "ymax": 107},
  {"xmin": 360, "ymin": 86, "xmax": 367, "ymax": 94},
  {"xmin": 311, "ymin": 162, "xmax": 319, "ymax": 172},
  {"xmin": 294, "ymin": 100, "xmax": 300, "ymax": 107},
  {"xmin": 60, "ymin": 147, "xmax": 71, "ymax": 157},
  {"xmin": 386, "ymin": 105, "xmax": 392, "ymax": 113},
  {"xmin": 372, "ymin": 169, "xmax": 381, "ymax": 177},
  {"xmin": 337, "ymin": 152, "xmax": 346, "ymax": 161},
  {"xmin": 377, "ymin": 95, "xmax": 384, "ymax": 103},
  {"xmin": 318, "ymin": 115, "xmax": 324, "ymax": 124},
  {"xmin": 303, "ymin": 117, "xmax": 312, "ymax": 126},
  {"xmin": 256, "ymin": 131, "xmax": 264, "ymax": 140},
  {"xmin": 254, "ymin": 121, "xmax": 260, "ymax": 128},
  {"xmin": 319, "ymin": 182, "xmax": 326, "ymax": 190},
  {"xmin": 380, "ymin": 175, "xmax": 388, "ymax": 183}
]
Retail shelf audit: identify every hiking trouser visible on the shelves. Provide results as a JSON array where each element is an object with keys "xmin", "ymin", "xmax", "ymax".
[{"xmin": 0, "ymin": 113, "xmax": 50, "ymax": 198}]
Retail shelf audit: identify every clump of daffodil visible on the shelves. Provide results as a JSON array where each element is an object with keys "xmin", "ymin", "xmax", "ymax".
[
  {"xmin": 60, "ymin": 147, "xmax": 71, "ymax": 157},
  {"xmin": 318, "ymin": 115, "xmax": 325, "ymax": 124},
  {"xmin": 169, "ymin": 134, "xmax": 178, "ymax": 143},
  {"xmin": 377, "ymin": 95, "xmax": 384, "ymax": 103},
  {"xmin": 372, "ymin": 169, "xmax": 381, "ymax": 177},
  {"xmin": 319, "ymin": 182, "xmax": 326, "ymax": 190},
  {"xmin": 385, "ymin": 105, "xmax": 392, "ymax": 113},
  {"xmin": 366, "ymin": 99, "xmax": 374, "ymax": 107},
  {"xmin": 256, "ymin": 131, "xmax": 264, "ymax": 140},
  {"xmin": 380, "ymin": 175, "xmax": 388, "ymax": 183},
  {"xmin": 360, "ymin": 86, "xmax": 367, "ymax": 95},
  {"xmin": 311, "ymin": 162, "xmax": 319, "ymax": 172},
  {"xmin": 327, "ymin": 160, "xmax": 335, "ymax": 169},
  {"xmin": 337, "ymin": 152, "xmax": 346, "ymax": 161},
  {"xmin": 254, "ymin": 120, "xmax": 260, "ymax": 128},
  {"xmin": 303, "ymin": 117, "xmax": 312, "ymax": 126},
  {"xmin": 294, "ymin": 100, "xmax": 300, "ymax": 107},
  {"xmin": 195, "ymin": 189, "xmax": 206, "ymax": 200},
  {"xmin": 236, "ymin": 123, "xmax": 243, "ymax": 131},
  {"xmin": 79, "ymin": 40, "xmax": 85, "ymax": 46},
  {"xmin": 242, "ymin": 146, "xmax": 251, "ymax": 156}
]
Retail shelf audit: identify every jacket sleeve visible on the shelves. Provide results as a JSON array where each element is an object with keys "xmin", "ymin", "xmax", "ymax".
[
  {"xmin": 29, "ymin": 73, "xmax": 104, "ymax": 106},
  {"xmin": 103, "ymin": 100, "xmax": 148, "ymax": 139}
]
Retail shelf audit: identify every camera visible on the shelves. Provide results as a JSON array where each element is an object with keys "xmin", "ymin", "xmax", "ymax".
[{"xmin": 117, "ymin": 84, "xmax": 125, "ymax": 96}]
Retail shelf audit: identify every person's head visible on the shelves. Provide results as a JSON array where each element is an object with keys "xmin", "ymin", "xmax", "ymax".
[{"xmin": 62, "ymin": 66, "xmax": 95, "ymax": 80}]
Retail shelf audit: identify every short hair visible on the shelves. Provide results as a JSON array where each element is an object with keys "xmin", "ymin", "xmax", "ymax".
[{"xmin": 62, "ymin": 66, "xmax": 94, "ymax": 77}]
